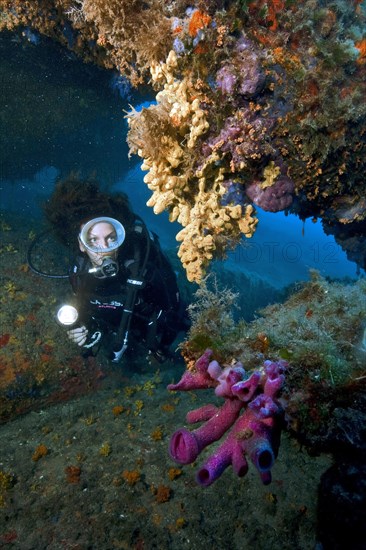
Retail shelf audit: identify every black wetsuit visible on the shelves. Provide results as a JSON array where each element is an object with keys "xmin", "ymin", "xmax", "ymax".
[{"xmin": 68, "ymin": 224, "xmax": 183, "ymax": 359}]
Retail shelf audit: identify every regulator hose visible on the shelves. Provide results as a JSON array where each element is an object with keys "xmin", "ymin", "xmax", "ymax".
[{"xmin": 27, "ymin": 229, "xmax": 69, "ymax": 279}]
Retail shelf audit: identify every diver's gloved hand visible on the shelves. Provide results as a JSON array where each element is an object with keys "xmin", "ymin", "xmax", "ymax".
[
  {"xmin": 67, "ymin": 326, "xmax": 102, "ymax": 349},
  {"xmin": 67, "ymin": 326, "xmax": 89, "ymax": 346}
]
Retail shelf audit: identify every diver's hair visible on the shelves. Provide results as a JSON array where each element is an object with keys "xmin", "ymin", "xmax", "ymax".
[{"xmin": 43, "ymin": 174, "xmax": 135, "ymax": 247}]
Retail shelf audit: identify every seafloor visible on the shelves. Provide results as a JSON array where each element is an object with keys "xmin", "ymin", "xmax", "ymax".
[
  {"xmin": 0, "ymin": 212, "xmax": 333, "ymax": 549},
  {"xmin": 0, "ymin": 372, "xmax": 331, "ymax": 550}
]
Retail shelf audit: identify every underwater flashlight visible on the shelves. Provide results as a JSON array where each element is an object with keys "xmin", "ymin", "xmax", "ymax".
[{"xmin": 56, "ymin": 305, "xmax": 79, "ymax": 327}]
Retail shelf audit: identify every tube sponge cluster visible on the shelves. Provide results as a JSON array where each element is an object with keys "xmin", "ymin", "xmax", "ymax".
[{"xmin": 168, "ymin": 349, "xmax": 287, "ymax": 487}]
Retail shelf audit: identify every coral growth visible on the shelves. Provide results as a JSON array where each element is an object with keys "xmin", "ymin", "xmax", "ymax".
[
  {"xmin": 125, "ymin": 2, "xmax": 366, "ymax": 279},
  {"xmin": 127, "ymin": 49, "xmax": 258, "ymax": 282},
  {"xmin": 122, "ymin": 469, "xmax": 141, "ymax": 485},
  {"xmin": 65, "ymin": 465, "xmax": 81, "ymax": 483},
  {"xmin": 154, "ymin": 484, "xmax": 172, "ymax": 503},
  {"xmin": 181, "ymin": 275, "xmax": 239, "ymax": 365},
  {"xmin": 70, "ymin": 0, "xmax": 172, "ymax": 85},
  {"xmin": 0, "ymin": 1, "xmax": 365, "ymax": 276},
  {"xmin": 0, "ymin": 334, "xmax": 10, "ymax": 348},
  {"xmin": 99, "ymin": 442, "xmax": 111, "ymax": 456},
  {"xmin": 32, "ymin": 444, "xmax": 48, "ymax": 462},
  {"xmin": 0, "ymin": 470, "xmax": 15, "ymax": 508}
]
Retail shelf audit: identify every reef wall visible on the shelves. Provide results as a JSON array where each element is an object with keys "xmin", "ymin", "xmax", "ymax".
[
  {"xmin": 179, "ymin": 271, "xmax": 366, "ymax": 451},
  {"xmin": 1, "ymin": 0, "xmax": 365, "ymax": 281}
]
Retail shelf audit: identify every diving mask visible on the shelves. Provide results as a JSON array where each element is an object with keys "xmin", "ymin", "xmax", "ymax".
[{"xmin": 79, "ymin": 217, "xmax": 125, "ymax": 254}]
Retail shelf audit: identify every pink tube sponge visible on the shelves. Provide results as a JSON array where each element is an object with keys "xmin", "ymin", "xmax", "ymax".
[
  {"xmin": 167, "ymin": 348, "xmax": 217, "ymax": 391},
  {"xmin": 168, "ymin": 350, "xmax": 287, "ymax": 486},
  {"xmin": 169, "ymin": 398, "xmax": 243, "ymax": 464}
]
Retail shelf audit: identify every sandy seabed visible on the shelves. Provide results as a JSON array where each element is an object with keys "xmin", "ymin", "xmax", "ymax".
[{"xmin": 0, "ymin": 361, "xmax": 332, "ymax": 550}]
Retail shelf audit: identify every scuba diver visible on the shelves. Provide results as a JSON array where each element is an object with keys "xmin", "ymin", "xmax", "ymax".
[{"xmin": 38, "ymin": 175, "xmax": 188, "ymax": 363}]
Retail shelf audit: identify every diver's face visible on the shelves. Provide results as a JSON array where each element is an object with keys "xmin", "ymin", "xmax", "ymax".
[{"xmin": 79, "ymin": 222, "xmax": 118, "ymax": 266}]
